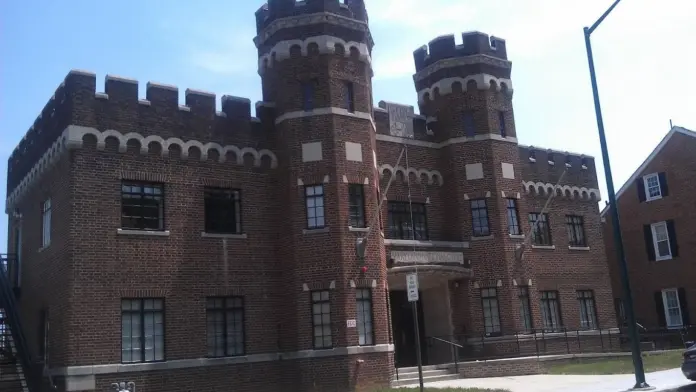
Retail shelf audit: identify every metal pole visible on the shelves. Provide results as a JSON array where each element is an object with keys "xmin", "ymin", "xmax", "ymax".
[
  {"xmin": 583, "ymin": 26, "xmax": 649, "ymax": 390},
  {"xmin": 412, "ymin": 300, "xmax": 424, "ymax": 392}
]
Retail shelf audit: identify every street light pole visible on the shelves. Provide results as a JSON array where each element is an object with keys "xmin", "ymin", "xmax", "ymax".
[{"xmin": 583, "ymin": 0, "xmax": 651, "ymax": 389}]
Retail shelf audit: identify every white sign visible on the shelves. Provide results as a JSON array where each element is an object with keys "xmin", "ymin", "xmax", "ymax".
[
  {"xmin": 346, "ymin": 319, "xmax": 357, "ymax": 328},
  {"xmin": 406, "ymin": 273, "xmax": 419, "ymax": 302}
]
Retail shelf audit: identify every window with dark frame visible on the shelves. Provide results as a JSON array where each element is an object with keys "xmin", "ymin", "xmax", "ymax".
[
  {"xmin": 344, "ymin": 81, "xmax": 355, "ymax": 112},
  {"xmin": 206, "ymin": 297, "xmax": 245, "ymax": 357},
  {"xmin": 311, "ymin": 290, "xmax": 332, "ymax": 349},
  {"xmin": 387, "ymin": 201, "xmax": 428, "ymax": 240},
  {"xmin": 566, "ymin": 215, "xmax": 586, "ymax": 247},
  {"xmin": 518, "ymin": 286, "xmax": 533, "ymax": 332},
  {"xmin": 481, "ymin": 288, "xmax": 502, "ymax": 336},
  {"xmin": 577, "ymin": 290, "xmax": 598, "ymax": 330},
  {"xmin": 305, "ymin": 185, "xmax": 325, "ymax": 229},
  {"xmin": 121, "ymin": 182, "xmax": 165, "ymax": 231},
  {"xmin": 470, "ymin": 199, "xmax": 490, "ymax": 237},
  {"xmin": 356, "ymin": 289, "xmax": 374, "ymax": 346},
  {"xmin": 302, "ymin": 81, "xmax": 314, "ymax": 111},
  {"xmin": 348, "ymin": 184, "xmax": 366, "ymax": 228},
  {"xmin": 529, "ymin": 213, "xmax": 552, "ymax": 246},
  {"xmin": 506, "ymin": 198, "xmax": 521, "ymax": 235},
  {"xmin": 463, "ymin": 112, "xmax": 476, "ymax": 137},
  {"xmin": 498, "ymin": 111, "xmax": 507, "ymax": 137},
  {"xmin": 121, "ymin": 298, "xmax": 164, "ymax": 363},
  {"xmin": 204, "ymin": 188, "xmax": 242, "ymax": 234},
  {"xmin": 539, "ymin": 291, "xmax": 562, "ymax": 332},
  {"xmin": 41, "ymin": 198, "xmax": 51, "ymax": 248}
]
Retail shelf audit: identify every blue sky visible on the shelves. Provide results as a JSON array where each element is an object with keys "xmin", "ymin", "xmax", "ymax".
[{"xmin": 2, "ymin": 0, "xmax": 696, "ymax": 252}]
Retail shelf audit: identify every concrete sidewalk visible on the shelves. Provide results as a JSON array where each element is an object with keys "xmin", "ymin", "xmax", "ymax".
[{"xmin": 408, "ymin": 368, "xmax": 694, "ymax": 392}]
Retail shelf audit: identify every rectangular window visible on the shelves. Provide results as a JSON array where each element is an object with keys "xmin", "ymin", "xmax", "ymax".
[
  {"xmin": 614, "ymin": 298, "xmax": 626, "ymax": 325},
  {"xmin": 387, "ymin": 202, "xmax": 428, "ymax": 240},
  {"xmin": 577, "ymin": 290, "xmax": 598, "ymax": 330},
  {"xmin": 529, "ymin": 213, "xmax": 552, "ymax": 246},
  {"xmin": 643, "ymin": 173, "xmax": 662, "ymax": 201},
  {"xmin": 305, "ymin": 185, "xmax": 325, "ymax": 229},
  {"xmin": 311, "ymin": 290, "xmax": 332, "ymax": 349},
  {"xmin": 498, "ymin": 111, "xmax": 506, "ymax": 137},
  {"xmin": 348, "ymin": 184, "xmax": 366, "ymax": 228},
  {"xmin": 302, "ymin": 81, "xmax": 314, "ymax": 111},
  {"xmin": 470, "ymin": 199, "xmax": 490, "ymax": 237},
  {"xmin": 121, "ymin": 298, "xmax": 164, "ymax": 363},
  {"xmin": 41, "ymin": 198, "xmax": 51, "ymax": 248},
  {"xmin": 344, "ymin": 81, "xmax": 355, "ymax": 112},
  {"xmin": 204, "ymin": 188, "xmax": 242, "ymax": 234},
  {"xmin": 206, "ymin": 297, "xmax": 245, "ymax": 357},
  {"xmin": 121, "ymin": 182, "xmax": 164, "ymax": 231},
  {"xmin": 506, "ymin": 199, "xmax": 521, "ymax": 235},
  {"xmin": 662, "ymin": 289, "xmax": 683, "ymax": 328},
  {"xmin": 540, "ymin": 291, "xmax": 562, "ymax": 332},
  {"xmin": 651, "ymin": 221, "xmax": 672, "ymax": 260},
  {"xmin": 518, "ymin": 286, "xmax": 533, "ymax": 333},
  {"xmin": 356, "ymin": 289, "xmax": 374, "ymax": 346},
  {"xmin": 481, "ymin": 288, "xmax": 502, "ymax": 336},
  {"xmin": 463, "ymin": 112, "xmax": 476, "ymax": 137},
  {"xmin": 566, "ymin": 215, "xmax": 586, "ymax": 247}
]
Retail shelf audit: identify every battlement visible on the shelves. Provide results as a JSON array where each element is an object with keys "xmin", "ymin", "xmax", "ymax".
[
  {"xmin": 7, "ymin": 70, "xmax": 276, "ymax": 196},
  {"xmin": 413, "ymin": 31, "xmax": 507, "ymax": 73},
  {"xmin": 518, "ymin": 145, "xmax": 594, "ymax": 169},
  {"xmin": 255, "ymin": 0, "xmax": 367, "ymax": 34}
]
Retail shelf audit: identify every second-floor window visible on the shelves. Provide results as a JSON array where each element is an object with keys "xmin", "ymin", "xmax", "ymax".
[
  {"xmin": 204, "ymin": 188, "xmax": 242, "ymax": 234},
  {"xmin": 529, "ymin": 213, "xmax": 552, "ymax": 246},
  {"xmin": 645, "ymin": 220, "xmax": 677, "ymax": 261},
  {"xmin": 540, "ymin": 291, "xmax": 562, "ymax": 332},
  {"xmin": 121, "ymin": 298, "xmax": 164, "ymax": 363},
  {"xmin": 311, "ymin": 290, "xmax": 332, "ymax": 349},
  {"xmin": 344, "ymin": 81, "xmax": 355, "ymax": 112},
  {"xmin": 470, "ymin": 199, "xmax": 490, "ymax": 237},
  {"xmin": 638, "ymin": 172, "xmax": 668, "ymax": 202},
  {"xmin": 206, "ymin": 297, "xmax": 245, "ymax": 357},
  {"xmin": 305, "ymin": 185, "xmax": 325, "ymax": 229},
  {"xmin": 348, "ymin": 184, "xmax": 365, "ymax": 228},
  {"xmin": 506, "ymin": 198, "xmax": 521, "ymax": 235},
  {"xmin": 577, "ymin": 290, "xmax": 598, "ymax": 330},
  {"xmin": 387, "ymin": 202, "xmax": 428, "ymax": 240},
  {"xmin": 566, "ymin": 215, "xmax": 586, "ymax": 247},
  {"xmin": 41, "ymin": 198, "xmax": 51, "ymax": 248},
  {"xmin": 121, "ymin": 182, "xmax": 164, "ymax": 231}
]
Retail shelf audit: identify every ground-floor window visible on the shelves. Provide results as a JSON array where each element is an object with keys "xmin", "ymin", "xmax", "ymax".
[
  {"xmin": 121, "ymin": 298, "xmax": 165, "ymax": 363},
  {"xmin": 577, "ymin": 290, "xmax": 598, "ymax": 330},
  {"xmin": 311, "ymin": 290, "xmax": 332, "ymax": 349},
  {"xmin": 518, "ymin": 286, "xmax": 533, "ymax": 332},
  {"xmin": 206, "ymin": 296, "xmax": 245, "ymax": 357},
  {"xmin": 540, "ymin": 291, "xmax": 562, "ymax": 332},
  {"xmin": 356, "ymin": 289, "xmax": 374, "ymax": 346},
  {"xmin": 481, "ymin": 288, "xmax": 501, "ymax": 336},
  {"xmin": 657, "ymin": 288, "xmax": 687, "ymax": 329}
]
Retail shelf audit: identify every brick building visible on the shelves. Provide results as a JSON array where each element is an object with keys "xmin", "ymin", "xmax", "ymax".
[
  {"xmin": 602, "ymin": 126, "xmax": 695, "ymax": 330},
  {"xmin": 4, "ymin": 1, "xmax": 616, "ymax": 391}
]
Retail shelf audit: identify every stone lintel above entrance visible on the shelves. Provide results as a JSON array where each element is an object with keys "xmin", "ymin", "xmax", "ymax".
[
  {"xmin": 387, "ymin": 250, "xmax": 473, "ymax": 290},
  {"xmin": 390, "ymin": 250, "xmax": 468, "ymax": 266}
]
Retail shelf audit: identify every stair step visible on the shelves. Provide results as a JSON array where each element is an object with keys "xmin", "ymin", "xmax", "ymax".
[
  {"xmin": 391, "ymin": 373, "xmax": 461, "ymax": 387},
  {"xmin": 397, "ymin": 364, "xmax": 453, "ymax": 373},
  {"xmin": 397, "ymin": 369, "xmax": 452, "ymax": 379}
]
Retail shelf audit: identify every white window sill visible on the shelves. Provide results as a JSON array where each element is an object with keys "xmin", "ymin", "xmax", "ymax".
[
  {"xmin": 568, "ymin": 246, "xmax": 590, "ymax": 251},
  {"xmin": 117, "ymin": 229, "xmax": 170, "ymax": 237},
  {"xmin": 201, "ymin": 232, "xmax": 247, "ymax": 239},
  {"xmin": 348, "ymin": 226, "xmax": 370, "ymax": 233},
  {"xmin": 531, "ymin": 245, "xmax": 555, "ymax": 250},
  {"xmin": 471, "ymin": 235, "xmax": 494, "ymax": 241},
  {"xmin": 383, "ymin": 239, "xmax": 469, "ymax": 249},
  {"xmin": 508, "ymin": 234, "xmax": 525, "ymax": 240},
  {"xmin": 38, "ymin": 245, "xmax": 50, "ymax": 253},
  {"xmin": 656, "ymin": 255, "xmax": 673, "ymax": 261},
  {"xmin": 646, "ymin": 196, "xmax": 662, "ymax": 202},
  {"xmin": 303, "ymin": 227, "xmax": 330, "ymax": 235}
]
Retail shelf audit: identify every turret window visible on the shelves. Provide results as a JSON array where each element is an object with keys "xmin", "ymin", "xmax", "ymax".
[
  {"xmin": 463, "ymin": 112, "xmax": 476, "ymax": 137},
  {"xmin": 344, "ymin": 81, "xmax": 355, "ymax": 112},
  {"xmin": 498, "ymin": 111, "xmax": 506, "ymax": 137},
  {"xmin": 302, "ymin": 81, "xmax": 314, "ymax": 111}
]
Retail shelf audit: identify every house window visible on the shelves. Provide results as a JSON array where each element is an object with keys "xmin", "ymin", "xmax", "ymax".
[
  {"xmin": 302, "ymin": 81, "xmax": 314, "ymax": 111},
  {"xmin": 577, "ymin": 290, "xmax": 598, "ymax": 330},
  {"xmin": 204, "ymin": 188, "xmax": 242, "ymax": 234},
  {"xmin": 206, "ymin": 297, "xmax": 245, "ymax": 357},
  {"xmin": 650, "ymin": 221, "xmax": 673, "ymax": 261},
  {"xmin": 348, "ymin": 184, "xmax": 366, "ymax": 228},
  {"xmin": 660, "ymin": 289, "xmax": 685, "ymax": 329},
  {"xmin": 481, "ymin": 288, "xmax": 501, "ymax": 336},
  {"xmin": 41, "ymin": 198, "xmax": 51, "ymax": 248},
  {"xmin": 506, "ymin": 198, "xmax": 521, "ymax": 235},
  {"xmin": 643, "ymin": 173, "xmax": 662, "ymax": 201},
  {"xmin": 498, "ymin": 111, "xmax": 506, "ymax": 137},
  {"xmin": 356, "ymin": 289, "xmax": 374, "ymax": 346},
  {"xmin": 305, "ymin": 185, "xmax": 325, "ymax": 229},
  {"xmin": 344, "ymin": 81, "xmax": 355, "ymax": 112},
  {"xmin": 387, "ymin": 202, "xmax": 428, "ymax": 240},
  {"xmin": 614, "ymin": 298, "xmax": 626, "ymax": 325},
  {"xmin": 566, "ymin": 215, "xmax": 586, "ymax": 247},
  {"xmin": 518, "ymin": 286, "xmax": 533, "ymax": 332},
  {"xmin": 121, "ymin": 298, "xmax": 164, "ymax": 363},
  {"xmin": 540, "ymin": 291, "xmax": 562, "ymax": 332},
  {"xmin": 470, "ymin": 199, "xmax": 490, "ymax": 237},
  {"xmin": 121, "ymin": 182, "xmax": 164, "ymax": 231},
  {"xmin": 463, "ymin": 112, "xmax": 476, "ymax": 137},
  {"xmin": 311, "ymin": 290, "xmax": 332, "ymax": 349},
  {"xmin": 529, "ymin": 213, "xmax": 552, "ymax": 246}
]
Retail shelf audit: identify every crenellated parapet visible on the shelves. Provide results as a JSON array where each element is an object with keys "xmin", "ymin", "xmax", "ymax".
[
  {"xmin": 255, "ymin": 0, "xmax": 368, "ymax": 36},
  {"xmin": 413, "ymin": 32, "xmax": 508, "ymax": 74}
]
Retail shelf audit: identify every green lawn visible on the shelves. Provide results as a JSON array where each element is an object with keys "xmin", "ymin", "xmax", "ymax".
[
  {"xmin": 373, "ymin": 389, "xmax": 510, "ymax": 392},
  {"xmin": 545, "ymin": 351, "xmax": 684, "ymax": 375}
]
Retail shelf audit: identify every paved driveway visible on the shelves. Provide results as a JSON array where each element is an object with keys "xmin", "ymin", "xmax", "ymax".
[{"xmin": 410, "ymin": 368, "xmax": 694, "ymax": 392}]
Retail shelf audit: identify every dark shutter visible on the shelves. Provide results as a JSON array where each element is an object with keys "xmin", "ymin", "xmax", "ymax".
[
  {"xmin": 658, "ymin": 172, "xmax": 669, "ymax": 197},
  {"xmin": 636, "ymin": 178, "xmax": 646, "ymax": 202},
  {"xmin": 644, "ymin": 225, "xmax": 656, "ymax": 261},
  {"xmin": 678, "ymin": 288, "xmax": 690, "ymax": 326},
  {"xmin": 666, "ymin": 219, "xmax": 679, "ymax": 257},
  {"xmin": 654, "ymin": 291, "xmax": 666, "ymax": 327}
]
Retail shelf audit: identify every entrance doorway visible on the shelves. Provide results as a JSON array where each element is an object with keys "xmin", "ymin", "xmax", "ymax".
[{"xmin": 389, "ymin": 290, "xmax": 428, "ymax": 367}]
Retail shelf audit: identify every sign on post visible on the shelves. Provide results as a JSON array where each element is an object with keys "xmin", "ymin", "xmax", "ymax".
[{"xmin": 406, "ymin": 273, "xmax": 419, "ymax": 302}]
